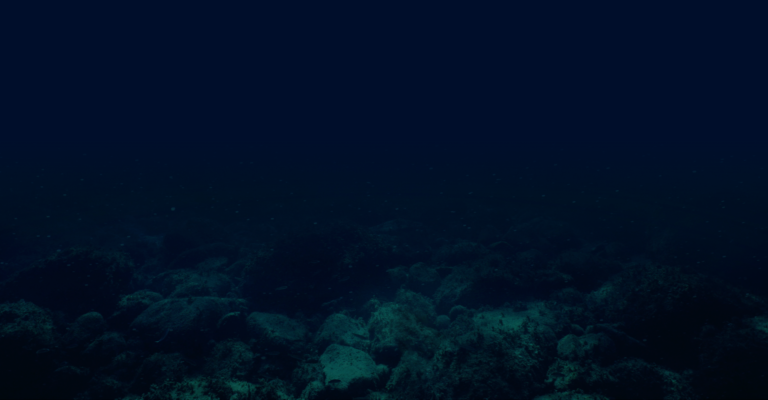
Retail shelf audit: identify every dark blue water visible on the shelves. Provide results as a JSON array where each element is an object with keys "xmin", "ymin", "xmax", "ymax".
[
  {"xmin": 2, "ymin": 5, "xmax": 767, "ymax": 398},
  {"xmin": 4, "ymin": 137, "xmax": 765, "ymax": 287}
]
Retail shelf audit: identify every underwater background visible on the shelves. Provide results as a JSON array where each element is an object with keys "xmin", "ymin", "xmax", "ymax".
[{"xmin": 2, "ymin": 4, "xmax": 767, "ymax": 399}]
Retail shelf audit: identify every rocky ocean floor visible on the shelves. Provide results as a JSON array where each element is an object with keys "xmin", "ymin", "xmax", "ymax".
[{"xmin": 1, "ymin": 215, "xmax": 767, "ymax": 399}]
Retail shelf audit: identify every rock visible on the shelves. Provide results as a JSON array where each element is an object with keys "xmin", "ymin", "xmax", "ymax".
[
  {"xmin": 0, "ymin": 300, "xmax": 58, "ymax": 350},
  {"xmin": 448, "ymin": 305, "xmax": 470, "ymax": 320},
  {"xmin": 149, "ymin": 269, "xmax": 234, "ymax": 298},
  {"xmin": 247, "ymin": 311, "xmax": 308, "ymax": 352},
  {"xmin": 0, "ymin": 300, "xmax": 59, "ymax": 398},
  {"xmin": 82, "ymin": 331, "xmax": 126, "ymax": 363},
  {"xmin": 216, "ymin": 311, "xmax": 247, "ymax": 338},
  {"xmin": 407, "ymin": 262, "xmax": 441, "ymax": 295},
  {"xmin": 319, "ymin": 344, "xmax": 389, "ymax": 398},
  {"xmin": 557, "ymin": 333, "xmax": 615, "ymax": 363},
  {"xmin": 204, "ymin": 340, "xmax": 254, "ymax": 379},
  {"xmin": 315, "ymin": 313, "xmax": 369, "ymax": 351},
  {"xmin": 0, "ymin": 248, "xmax": 133, "ymax": 317},
  {"xmin": 63, "ymin": 312, "xmax": 106, "ymax": 348},
  {"xmin": 433, "ymin": 267, "xmax": 478, "ymax": 311},
  {"xmin": 435, "ymin": 315, "xmax": 451, "ymax": 330},
  {"xmin": 367, "ymin": 291, "xmax": 437, "ymax": 366},
  {"xmin": 109, "ymin": 290, "xmax": 163, "ymax": 329},
  {"xmin": 130, "ymin": 297, "xmax": 247, "ymax": 349},
  {"xmin": 167, "ymin": 243, "xmax": 239, "ymax": 270}
]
